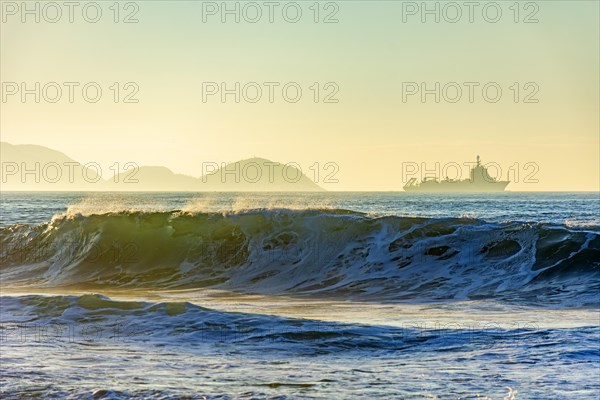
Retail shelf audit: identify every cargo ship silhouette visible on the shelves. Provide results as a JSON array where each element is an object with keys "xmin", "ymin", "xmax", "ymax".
[{"xmin": 403, "ymin": 156, "xmax": 509, "ymax": 192}]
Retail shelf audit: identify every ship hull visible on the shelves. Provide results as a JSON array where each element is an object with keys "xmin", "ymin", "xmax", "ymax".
[{"xmin": 404, "ymin": 181, "xmax": 509, "ymax": 193}]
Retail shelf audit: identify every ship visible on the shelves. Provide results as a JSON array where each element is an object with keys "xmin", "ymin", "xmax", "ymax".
[{"xmin": 403, "ymin": 156, "xmax": 509, "ymax": 192}]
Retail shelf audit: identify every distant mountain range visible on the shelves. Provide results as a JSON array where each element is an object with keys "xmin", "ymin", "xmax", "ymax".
[{"xmin": 0, "ymin": 142, "xmax": 324, "ymax": 191}]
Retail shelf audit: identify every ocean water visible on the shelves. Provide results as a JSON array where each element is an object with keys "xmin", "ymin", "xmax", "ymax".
[{"xmin": 1, "ymin": 191, "xmax": 599, "ymax": 399}]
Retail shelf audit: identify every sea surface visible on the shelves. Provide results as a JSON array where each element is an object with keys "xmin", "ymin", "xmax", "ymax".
[{"xmin": 1, "ymin": 192, "xmax": 599, "ymax": 399}]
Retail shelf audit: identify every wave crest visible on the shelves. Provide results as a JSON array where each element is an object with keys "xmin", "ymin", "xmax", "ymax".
[{"xmin": 1, "ymin": 209, "xmax": 598, "ymax": 305}]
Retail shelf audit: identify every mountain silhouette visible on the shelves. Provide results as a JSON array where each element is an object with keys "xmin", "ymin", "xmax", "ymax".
[
  {"xmin": 0, "ymin": 142, "xmax": 324, "ymax": 191},
  {"xmin": 198, "ymin": 157, "xmax": 323, "ymax": 191},
  {"xmin": 1, "ymin": 142, "xmax": 101, "ymax": 190}
]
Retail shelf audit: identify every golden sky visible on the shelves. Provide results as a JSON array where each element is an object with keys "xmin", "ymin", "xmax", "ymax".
[{"xmin": 1, "ymin": 1, "xmax": 598, "ymax": 191}]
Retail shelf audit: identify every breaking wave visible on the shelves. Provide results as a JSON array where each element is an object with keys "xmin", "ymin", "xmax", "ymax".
[{"xmin": 1, "ymin": 209, "xmax": 598, "ymax": 306}]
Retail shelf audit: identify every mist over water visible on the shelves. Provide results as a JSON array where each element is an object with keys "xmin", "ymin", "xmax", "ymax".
[
  {"xmin": 1, "ymin": 192, "xmax": 599, "ymax": 399},
  {"xmin": 2, "ymin": 191, "xmax": 599, "ymax": 227}
]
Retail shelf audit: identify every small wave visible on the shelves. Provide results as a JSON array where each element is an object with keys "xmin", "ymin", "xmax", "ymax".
[
  {"xmin": 6, "ymin": 294, "xmax": 597, "ymax": 351},
  {"xmin": 2, "ymin": 293, "xmax": 598, "ymax": 399},
  {"xmin": 0, "ymin": 293, "xmax": 437, "ymax": 352}
]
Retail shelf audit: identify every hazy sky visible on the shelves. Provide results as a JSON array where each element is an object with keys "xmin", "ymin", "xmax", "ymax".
[{"xmin": 1, "ymin": 1, "xmax": 599, "ymax": 191}]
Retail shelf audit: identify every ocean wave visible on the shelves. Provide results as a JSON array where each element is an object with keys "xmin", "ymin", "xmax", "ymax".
[
  {"xmin": 0, "ymin": 293, "xmax": 474, "ymax": 352},
  {"xmin": 1, "ymin": 209, "xmax": 598, "ymax": 305},
  {"xmin": 1, "ymin": 293, "xmax": 599, "ymax": 399},
  {"xmin": 4, "ymin": 294, "xmax": 597, "ymax": 350}
]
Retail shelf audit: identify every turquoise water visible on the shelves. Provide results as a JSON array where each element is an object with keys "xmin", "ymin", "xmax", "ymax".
[{"xmin": 1, "ymin": 192, "xmax": 599, "ymax": 399}]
